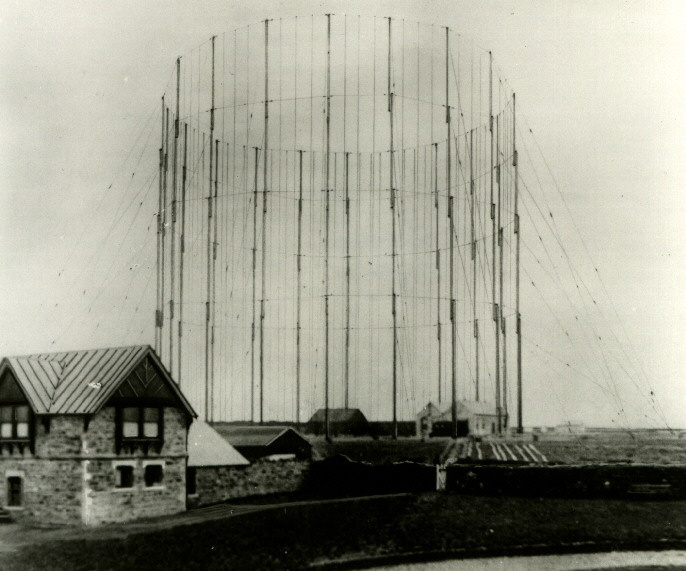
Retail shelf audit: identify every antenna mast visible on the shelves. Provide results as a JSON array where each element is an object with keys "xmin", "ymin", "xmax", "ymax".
[
  {"xmin": 169, "ymin": 57, "xmax": 180, "ymax": 377},
  {"xmin": 178, "ymin": 123, "xmax": 187, "ymax": 387},
  {"xmin": 446, "ymin": 27, "xmax": 457, "ymax": 439},
  {"xmin": 514, "ymin": 93, "xmax": 523, "ymax": 433},
  {"xmin": 324, "ymin": 14, "xmax": 331, "ymax": 441},
  {"xmin": 388, "ymin": 17, "xmax": 398, "ymax": 440},
  {"xmin": 204, "ymin": 36, "xmax": 216, "ymax": 422},
  {"xmin": 259, "ymin": 19, "xmax": 270, "ymax": 425}
]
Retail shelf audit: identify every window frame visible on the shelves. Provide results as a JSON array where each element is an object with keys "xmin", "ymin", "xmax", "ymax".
[
  {"xmin": 142, "ymin": 461, "xmax": 165, "ymax": 489},
  {"xmin": 0, "ymin": 404, "xmax": 31, "ymax": 442},
  {"xmin": 5, "ymin": 471, "xmax": 24, "ymax": 509},
  {"xmin": 117, "ymin": 405, "xmax": 164, "ymax": 442}
]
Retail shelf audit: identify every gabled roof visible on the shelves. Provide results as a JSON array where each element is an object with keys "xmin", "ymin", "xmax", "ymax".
[
  {"xmin": 212, "ymin": 424, "xmax": 311, "ymax": 448},
  {"xmin": 307, "ymin": 408, "xmax": 368, "ymax": 423},
  {"xmin": 187, "ymin": 420, "xmax": 249, "ymax": 467},
  {"xmin": 0, "ymin": 345, "xmax": 196, "ymax": 416}
]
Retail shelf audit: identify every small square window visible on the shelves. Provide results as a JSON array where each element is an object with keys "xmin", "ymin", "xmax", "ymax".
[
  {"xmin": 0, "ymin": 424, "xmax": 11, "ymax": 439},
  {"xmin": 115, "ymin": 465, "xmax": 134, "ymax": 489},
  {"xmin": 144, "ymin": 464, "xmax": 164, "ymax": 487}
]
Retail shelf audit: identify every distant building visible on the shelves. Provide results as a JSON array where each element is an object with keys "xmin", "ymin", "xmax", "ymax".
[
  {"xmin": 416, "ymin": 401, "xmax": 501, "ymax": 438},
  {"xmin": 0, "ymin": 346, "xmax": 196, "ymax": 525},
  {"xmin": 555, "ymin": 422, "xmax": 585, "ymax": 434},
  {"xmin": 305, "ymin": 408, "xmax": 371, "ymax": 437},
  {"xmin": 212, "ymin": 424, "xmax": 313, "ymax": 461}
]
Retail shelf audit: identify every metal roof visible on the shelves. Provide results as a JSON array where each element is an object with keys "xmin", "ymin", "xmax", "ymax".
[
  {"xmin": 187, "ymin": 420, "xmax": 249, "ymax": 467},
  {"xmin": 0, "ymin": 345, "xmax": 196, "ymax": 416},
  {"xmin": 307, "ymin": 408, "xmax": 368, "ymax": 423},
  {"xmin": 212, "ymin": 424, "xmax": 311, "ymax": 448}
]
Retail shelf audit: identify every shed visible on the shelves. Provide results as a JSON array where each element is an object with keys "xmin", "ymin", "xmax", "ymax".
[
  {"xmin": 416, "ymin": 401, "xmax": 501, "ymax": 438},
  {"xmin": 186, "ymin": 420, "xmax": 249, "ymax": 502},
  {"xmin": 212, "ymin": 424, "xmax": 312, "ymax": 461},
  {"xmin": 305, "ymin": 408, "xmax": 370, "ymax": 436}
]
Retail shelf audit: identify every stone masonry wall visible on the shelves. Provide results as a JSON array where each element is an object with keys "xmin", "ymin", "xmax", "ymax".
[
  {"xmin": 0, "ymin": 416, "xmax": 84, "ymax": 525},
  {"xmin": 83, "ymin": 407, "xmax": 188, "ymax": 525},
  {"xmin": 0, "ymin": 407, "xmax": 188, "ymax": 526},
  {"xmin": 192, "ymin": 460, "xmax": 310, "ymax": 507}
]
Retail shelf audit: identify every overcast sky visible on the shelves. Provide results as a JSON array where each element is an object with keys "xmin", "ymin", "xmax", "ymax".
[{"xmin": 1, "ymin": 0, "xmax": 684, "ymax": 427}]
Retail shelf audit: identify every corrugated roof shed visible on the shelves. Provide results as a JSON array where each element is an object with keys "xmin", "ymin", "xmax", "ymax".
[
  {"xmin": 0, "ymin": 345, "xmax": 195, "ymax": 416},
  {"xmin": 187, "ymin": 421, "xmax": 249, "ymax": 467},
  {"xmin": 308, "ymin": 408, "xmax": 367, "ymax": 423}
]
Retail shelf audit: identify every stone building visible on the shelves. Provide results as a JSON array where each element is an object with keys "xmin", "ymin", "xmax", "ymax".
[
  {"xmin": 0, "ymin": 345, "xmax": 196, "ymax": 525},
  {"xmin": 416, "ymin": 401, "xmax": 500, "ymax": 438}
]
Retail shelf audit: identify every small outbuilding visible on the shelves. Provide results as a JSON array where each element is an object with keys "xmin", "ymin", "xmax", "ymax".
[
  {"xmin": 305, "ymin": 408, "xmax": 370, "ymax": 437},
  {"xmin": 212, "ymin": 424, "xmax": 313, "ymax": 461},
  {"xmin": 186, "ymin": 420, "xmax": 249, "ymax": 507},
  {"xmin": 416, "ymin": 401, "xmax": 501, "ymax": 438}
]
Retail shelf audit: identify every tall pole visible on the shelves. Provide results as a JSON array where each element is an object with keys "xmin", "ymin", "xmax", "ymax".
[
  {"xmin": 178, "ymin": 123, "xmax": 188, "ymax": 388},
  {"xmin": 161, "ymin": 107, "xmax": 169, "ymax": 362},
  {"xmin": 259, "ymin": 20, "xmax": 270, "ymax": 425},
  {"xmin": 388, "ymin": 17, "xmax": 398, "ymax": 440},
  {"xmin": 169, "ymin": 57, "xmax": 180, "ymax": 377},
  {"xmin": 446, "ymin": 27, "xmax": 457, "ymax": 439},
  {"xmin": 470, "ymin": 128, "xmax": 479, "ymax": 401},
  {"xmin": 489, "ymin": 52, "xmax": 501, "ymax": 435},
  {"xmin": 434, "ymin": 143, "xmax": 441, "ymax": 404},
  {"xmin": 155, "ymin": 96, "xmax": 165, "ymax": 356},
  {"xmin": 251, "ymin": 147, "xmax": 259, "ymax": 423},
  {"xmin": 344, "ymin": 152, "xmax": 351, "ymax": 410},
  {"xmin": 497, "ymin": 113, "xmax": 506, "ymax": 433},
  {"xmin": 296, "ymin": 150, "xmax": 304, "ymax": 426},
  {"xmin": 514, "ymin": 93, "xmax": 523, "ymax": 433},
  {"xmin": 204, "ymin": 36, "xmax": 216, "ymax": 422},
  {"xmin": 324, "ymin": 14, "xmax": 331, "ymax": 441},
  {"xmin": 211, "ymin": 138, "xmax": 219, "ymax": 421}
]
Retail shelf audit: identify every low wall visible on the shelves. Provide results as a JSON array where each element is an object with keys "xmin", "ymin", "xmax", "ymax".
[
  {"xmin": 191, "ymin": 459, "xmax": 310, "ymax": 507},
  {"xmin": 304, "ymin": 456, "xmax": 436, "ymax": 495},
  {"xmin": 446, "ymin": 464, "xmax": 686, "ymax": 499}
]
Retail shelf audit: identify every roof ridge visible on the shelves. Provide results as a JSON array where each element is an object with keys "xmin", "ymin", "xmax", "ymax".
[{"xmin": 1, "ymin": 344, "xmax": 152, "ymax": 360}]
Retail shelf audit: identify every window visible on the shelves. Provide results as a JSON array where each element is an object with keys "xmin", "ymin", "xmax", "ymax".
[
  {"xmin": 121, "ymin": 407, "xmax": 162, "ymax": 440},
  {"xmin": 0, "ymin": 405, "xmax": 29, "ymax": 441},
  {"xmin": 7, "ymin": 476, "xmax": 22, "ymax": 507},
  {"xmin": 144, "ymin": 464, "xmax": 164, "ymax": 487},
  {"xmin": 115, "ymin": 465, "xmax": 134, "ymax": 489},
  {"xmin": 186, "ymin": 467, "xmax": 197, "ymax": 495}
]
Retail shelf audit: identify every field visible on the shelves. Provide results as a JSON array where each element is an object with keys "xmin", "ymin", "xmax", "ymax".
[
  {"xmin": 2, "ymin": 493, "xmax": 685, "ymax": 569},
  {"xmin": 311, "ymin": 431, "xmax": 686, "ymax": 466}
]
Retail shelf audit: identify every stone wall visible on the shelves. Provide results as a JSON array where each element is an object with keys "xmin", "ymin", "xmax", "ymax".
[
  {"xmin": 191, "ymin": 460, "xmax": 310, "ymax": 507},
  {"xmin": 83, "ymin": 407, "xmax": 188, "ymax": 525},
  {"xmin": 0, "ymin": 406, "xmax": 189, "ymax": 526},
  {"xmin": 0, "ymin": 456, "xmax": 82, "ymax": 526}
]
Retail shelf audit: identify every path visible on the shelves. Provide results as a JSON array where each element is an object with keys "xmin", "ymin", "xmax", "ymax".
[{"xmin": 441, "ymin": 439, "xmax": 549, "ymax": 464}]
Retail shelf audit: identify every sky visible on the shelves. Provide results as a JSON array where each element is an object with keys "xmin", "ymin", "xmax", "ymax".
[{"xmin": 1, "ymin": 0, "xmax": 684, "ymax": 428}]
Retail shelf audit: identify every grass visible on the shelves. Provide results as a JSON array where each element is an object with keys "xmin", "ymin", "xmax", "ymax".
[
  {"xmin": 533, "ymin": 438, "xmax": 686, "ymax": 465},
  {"xmin": 4, "ymin": 493, "xmax": 686, "ymax": 570}
]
